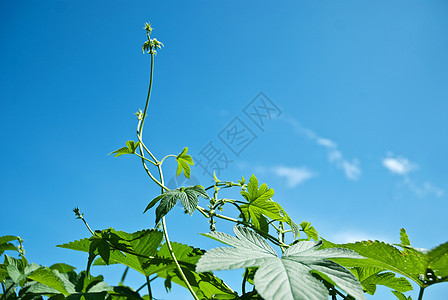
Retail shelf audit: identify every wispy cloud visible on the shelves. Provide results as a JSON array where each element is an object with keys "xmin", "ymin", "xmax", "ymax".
[
  {"xmin": 382, "ymin": 155, "xmax": 418, "ymax": 175},
  {"xmin": 283, "ymin": 116, "xmax": 362, "ymax": 180},
  {"xmin": 383, "ymin": 153, "xmax": 444, "ymax": 198},
  {"xmin": 237, "ymin": 163, "xmax": 316, "ymax": 188},
  {"xmin": 272, "ymin": 166, "xmax": 315, "ymax": 188}
]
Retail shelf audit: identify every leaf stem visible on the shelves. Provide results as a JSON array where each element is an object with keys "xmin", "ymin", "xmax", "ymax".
[
  {"xmin": 119, "ymin": 266, "xmax": 129, "ymax": 285},
  {"xmin": 146, "ymin": 275, "xmax": 153, "ymax": 300},
  {"xmin": 159, "ymin": 154, "xmax": 177, "ymax": 166},
  {"xmin": 418, "ymin": 286, "xmax": 425, "ymax": 300},
  {"xmin": 134, "ymin": 153, "xmax": 157, "ymax": 165}
]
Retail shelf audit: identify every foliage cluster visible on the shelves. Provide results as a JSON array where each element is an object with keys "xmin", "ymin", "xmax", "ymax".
[{"xmin": 1, "ymin": 22, "xmax": 447, "ymax": 300}]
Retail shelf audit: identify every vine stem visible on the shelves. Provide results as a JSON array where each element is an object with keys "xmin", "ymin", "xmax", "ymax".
[
  {"xmin": 136, "ymin": 48, "xmax": 199, "ymax": 300},
  {"xmin": 418, "ymin": 286, "xmax": 425, "ymax": 300},
  {"xmin": 157, "ymin": 163, "xmax": 199, "ymax": 300}
]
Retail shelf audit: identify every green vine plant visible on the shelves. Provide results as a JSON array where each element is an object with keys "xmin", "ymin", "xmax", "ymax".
[{"xmin": 1, "ymin": 21, "xmax": 447, "ymax": 300}]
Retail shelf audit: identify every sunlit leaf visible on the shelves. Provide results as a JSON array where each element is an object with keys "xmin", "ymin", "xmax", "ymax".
[
  {"xmin": 197, "ymin": 226, "xmax": 365, "ymax": 300},
  {"xmin": 176, "ymin": 147, "xmax": 194, "ymax": 178}
]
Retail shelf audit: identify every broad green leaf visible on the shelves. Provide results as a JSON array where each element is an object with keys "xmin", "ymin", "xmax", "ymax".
[
  {"xmin": 197, "ymin": 226, "xmax": 366, "ymax": 300},
  {"xmin": 145, "ymin": 242, "xmax": 236, "ymax": 299},
  {"xmin": 50, "ymin": 263, "xmax": 76, "ymax": 274},
  {"xmin": 58, "ymin": 228, "xmax": 163, "ymax": 277},
  {"xmin": 4, "ymin": 255, "xmax": 40, "ymax": 285},
  {"xmin": 350, "ymin": 267, "xmax": 412, "ymax": 295},
  {"xmin": 109, "ymin": 141, "xmax": 140, "ymax": 157},
  {"xmin": 176, "ymin": 147, "xmax": 194, "ymax": 178},
  {"xmin": 0, "ymin": 236, "xmax": 18, "ymax": 256},
  {"xmin": 145, "ymin": 186, "xmax": 208, "ymax": 224},
  {"xmin": 240, "ymin": 175, "xmax": 300, "ymax": 239},
  {"xmin": 94, "ymin": 241, "xmax": 235, "ymax": 299},
  {"xmin": 0, "ymin": 235, "xmax": 18, "ymax": 244},
  {"xmin": 28, "ymin": 268, "xmax": 70, "ymax": 295},
  {"xmin": 322, "ymin": 230, "xmax": 448, "ymax": 288}
]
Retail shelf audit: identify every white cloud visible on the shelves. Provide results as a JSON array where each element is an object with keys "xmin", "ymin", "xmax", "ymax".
[
  {"xmin": 342, "ymin": 160, "xmax": 362, "ymax": 180},
  {"xmin": 283, "ymin": 116, "xmax": 362, "ymax": 181},
  {"xmin": 383, "ymin": 153, "xmax": 444, "ymax": 198},
  {"xmin": 382, "ymin": 155, "xmax": 418, "ymax": 175},
  {"xmin": 273, "ymin": 166, "xmax": 315, "ymax": 188},
  {"xmin": 404, "ymin": 178, "xmax": 445, "ymax": 198},
  {"xmin": 317, "ymin": 138, "xmax": 337, "ymax": 148}
]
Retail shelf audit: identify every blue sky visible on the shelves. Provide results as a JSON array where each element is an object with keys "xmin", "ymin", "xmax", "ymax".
[{"xmin": 1, "ymin": 1, "xmax": 447, "ymax": 299}]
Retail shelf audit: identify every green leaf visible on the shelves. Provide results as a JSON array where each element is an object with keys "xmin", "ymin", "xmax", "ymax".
[
  {"xmin": 109, "ymin": 141, "xmax": 140, "ymax": 157},
  {"xmin": 300, "ymin": 221, "xmax": 319, "ymax": 241},
  {"xmin": 197, "ymin": 226, "xmax": 366, "ymax": 300},
  {"xmin": 28, "ymin": 268, "xmax": 70, "ymax": 296},
  {"xmin": 145, "ymin": 242, "xmax": 236, "ymax": 299},
  {"xmin": 58, "ymin": 229, "xmax": 163, "ymax": 277},
  {"xmin": 0, "ymin": 235, "xmax": 18, "ymax": 256},
  {"xmin": 49, "ymin": 263, "xmax": 76, "ymax": 274},
  {"xmin": 146, "ymin": 186, "xmax": 208, "ymax": 224},
  {"xmin": 350, "ymin": 267, "xmax": 412, "ymax": 295},
  {"xmin": 391, "ymin": 290, "xmax": 413, "ymax": 300},
  {"xmin": 400, "ymin": 228, "xmax": 411, "ymax": 246},
  {"xmin": 176, "ymin": 147, "xmax": 194, "ymax": 178},
  {"xmin": 0, "ymin": 235, "xmax": 18, "ymax": 244},
  {"xmin": 322, "ymin": 230, "xmax": 448, "ymax": 288},
  {"xmin": 240, "ymin": 175, "xmax": 300, "ymax": 239}
]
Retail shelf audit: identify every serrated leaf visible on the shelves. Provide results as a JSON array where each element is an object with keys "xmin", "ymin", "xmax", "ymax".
[
  {"xmin": 58, "ymin": 229, "xmax": 163, "ymax": 278},
  {"xmin": 109, "ymin": 141, "xmax": 140, "ymax": 157},
  {"xmin": 351, "ymin": 267, "xmax": 412, "ymax": 295},
  {"xmin": 300, "ymin": 221, "xmax": 319, "ymax": 241},
  {"xmin": 176, "ymin": 147, "xmax": 194, "ymax": 178},
  {"xmin": 240, "ymin": 175, "xmax": 300, "ymax": 239},
  {"xmin": 28, "ymin": 268, "xmax": 70, "ymax": 296},
  {"xmin": 148, "ymin": 186, "xmax": 208, "ymax": 224},
  {"xmin": 400, "ymin": 228, "xmax": 411, "ymax": 246},
  {"xmin": 322, "ymin": 230, "xmax": 448, "ymax": 288},
  {"xmin": 197, "ymin": 226, "xmax": 366, "ymax": 300},
  {"xmin": 49, "ymin": 263, "xmax": 76, "ymax": 274},
  {"xmin": 144, "ymin": 242, "xmax": 236, "ymax": 299}
]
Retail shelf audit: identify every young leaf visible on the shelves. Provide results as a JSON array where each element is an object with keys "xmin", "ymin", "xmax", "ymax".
[
  {"xmin": 300, "ymin": 221, "xmax": 319, "ymax": 241},
  {"xmin": 109, "ymin": 140, "xmax": 140, "ymax": 157},
  {"xmin": 240, "ymin": 175, "xmax": 300, "ymax": 238},
  {"xmin": 145, "ymin": 186, "xmax": 209, "ymax": 224},
  {"xmin": 197, "ymin": 226, "xmax": 366, "ymax": 300},
  {"xmin": 176, "ymin": 147, "xmax": 194, "ymax": 178}
]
